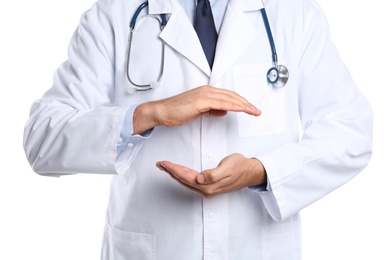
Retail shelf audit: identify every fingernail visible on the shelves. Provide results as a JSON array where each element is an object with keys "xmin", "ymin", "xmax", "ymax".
[
  {"xmin": 253, "ymin": 107, "xmax": 261, "ymax": 114},
  {"xmin": 157, "ymin": 162, "xmax": 166, "ymax": 170}
]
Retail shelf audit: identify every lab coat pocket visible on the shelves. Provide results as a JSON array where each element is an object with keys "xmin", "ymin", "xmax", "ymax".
[
  {"xmin": 233, "ymin": 63, "xmax": 285, "ymax": 137},
  {"xmin": 262, "ymin": 219, "xmax": 301, "ymax": 260},
  {"xmin": 101, "ymin": 224, "xmax": 156, "ymax": 260}
]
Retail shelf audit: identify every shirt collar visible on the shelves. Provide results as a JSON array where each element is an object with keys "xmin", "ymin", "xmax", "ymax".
[
  {"xmin": 241, "ymin": 0, "xmax": 265, "ymax": 11},
  {"xmin": 148, "ymin": 0, "xmax": 265, "ymax": 14},
  {"xmin": 148, "ymin": 0, "xmax": 175, "ymax": 14}
]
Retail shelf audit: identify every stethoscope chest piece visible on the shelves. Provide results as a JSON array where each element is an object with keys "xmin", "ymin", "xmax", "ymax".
[
  {"xmin": 267, "ymin": 64, "xmax": 289, "ymax": 88},
  {"xmin": 267, "ymin": 67, "xmax": 279, "ymax": 84}
]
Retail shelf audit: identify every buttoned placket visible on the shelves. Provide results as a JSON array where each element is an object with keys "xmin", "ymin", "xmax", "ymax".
[{"xmin": 200, "ymin": 115, "xmax": 229, "ymax": 260}]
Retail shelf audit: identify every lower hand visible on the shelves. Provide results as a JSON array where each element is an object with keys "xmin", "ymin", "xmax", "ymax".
[{"xmin": 156, "ymin": 153, "xmax": 266, "ymax": 199}]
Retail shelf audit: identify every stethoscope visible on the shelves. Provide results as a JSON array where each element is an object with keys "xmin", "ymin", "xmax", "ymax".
[
  {"xmin": 260, "ymin": 8, "xmax": 289, "ymax": 88},
  {"xmin": 126, "ymin": 1, "xmax": 289, "ymax": 93},
  {"xmin": 126, "ymin": 2, "xmax": 167, "ymax": 93}
]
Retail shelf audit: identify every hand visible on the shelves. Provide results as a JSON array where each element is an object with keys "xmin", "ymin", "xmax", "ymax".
[
  {"xmin": 156, "ymin": 154, "xmax": 266, "ymax": 199},
  {"xmin": 133, "ymin": 86, "xmax": 261, "ymax": 135}
]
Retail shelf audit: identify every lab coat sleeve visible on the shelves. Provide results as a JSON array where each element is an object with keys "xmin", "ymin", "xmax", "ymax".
[
  {"xmin": 23, "ymin": 3, "xmax": 141, "ymax": 176},
  {"xmin": 257, "ymin": 1, "xmax": 373, "ymax": 222}
]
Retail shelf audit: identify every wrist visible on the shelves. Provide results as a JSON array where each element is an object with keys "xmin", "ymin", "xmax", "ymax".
[
  {"xmin": 248, "ymin": 158, "xmax": 267, "ymax": 186},
  {"xmin": 133, "ymin": 102, "xmax": 159, "ymax": 135}
]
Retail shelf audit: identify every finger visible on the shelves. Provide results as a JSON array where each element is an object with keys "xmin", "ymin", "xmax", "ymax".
[
  {"xmin": 196, "ymin": 173, "xmax": 245, "ymax": 196},
  {"xmin": 156, "ymin": 161, "xmax": 199, "ymax": 187},
  {"xmin": 156, "ymin": 161, "xmax": 212, "ymax": 197},
  {"xmin": 205, "ymin": 97, "xmax": 261, "ymax": 116},
  {"xmin": 203, "ymin": 89, "xmax": 261, "ymax": 116},
  {"xmin": 174, "ymin": 177, "xmax": 211, "ymax": 197},
  {"xmin": 207, "ymin": 86, "xmax": 250, "ymax": 104},
  {"xmin": 197, "ymin": 168, "xmax": 229, "ymax": 185},
  {"xmin": 160, "ymin": 165, "xmax": 226, "ymax": 199},
  {"xmin": 156, "ymin": 161, "xmax": 173, "ymax": 175},
  {"xmin": 207, "ymin": 109, "xmax": 228, "ymax": 117}
]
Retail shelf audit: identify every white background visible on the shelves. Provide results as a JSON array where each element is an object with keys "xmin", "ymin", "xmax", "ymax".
[{"xmin": 0, "ymin": 0, "xmax": 388, "ymax": 259}]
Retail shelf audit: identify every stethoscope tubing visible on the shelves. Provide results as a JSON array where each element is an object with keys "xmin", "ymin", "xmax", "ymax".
[
  {"xmin": 260, "ymin": 8, "xmax": 289, "ymax": 87},
  {"xmin": 127, "ymin": 2, "xmax": 167, "ymax": 91},
  {"xmin": 260, "ymin": 8, "xmax": 278, "ymax": 66},
  {"xmin": 126, "ymin": 2, "xmax": 288, "ymax": 92},
  {"xmin": 130, "ymin": 2, "xmax": 167, "ymax": 30}
]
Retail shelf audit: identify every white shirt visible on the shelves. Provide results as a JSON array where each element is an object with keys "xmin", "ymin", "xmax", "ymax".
[{"xmin": 23, "ymin": 0, "xmax": 373, "ymax": 259}]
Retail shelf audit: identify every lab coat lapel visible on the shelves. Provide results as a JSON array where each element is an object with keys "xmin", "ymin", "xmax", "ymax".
[
  {"xmin": 150, "ymin": 0, "xmax": 264, "ymax": 79},
  {"xmin": 210, "ymin": 0, "xmax": 263, "ymax": 85},
  {"xmin": 158, "ymin": 1, "xmax": 211, "ymax": 76}
]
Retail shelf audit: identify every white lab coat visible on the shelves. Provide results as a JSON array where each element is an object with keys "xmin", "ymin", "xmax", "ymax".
[{"xmin": 23, "ymin": 0, "xmax": 373, "ymax": 259}]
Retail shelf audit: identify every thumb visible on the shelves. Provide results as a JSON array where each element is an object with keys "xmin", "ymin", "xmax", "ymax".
[{"xmin": 196, "ymin": 174, "xmax": 206, "ymax": 184}]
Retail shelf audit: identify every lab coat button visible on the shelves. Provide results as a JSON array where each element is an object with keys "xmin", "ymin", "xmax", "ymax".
[
  {"xmin": 207, "ymin": 211, "xmax": 215, "ymax": 221},
  {"xmin": 127, "ymin": 143, "xmax": 134, "ymax": 148},
  {"xmin": 117, "ymin": 137, "xmax": 123, "ymax": 143},
  {"xmin": 207, "ymin": 152, "xmax": 213, "ymax": 158}
]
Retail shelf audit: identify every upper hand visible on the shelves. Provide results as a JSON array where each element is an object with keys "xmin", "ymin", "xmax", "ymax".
[{"xmin": 133, "ymin": 86, "xmax": 261, "ymax": 135}]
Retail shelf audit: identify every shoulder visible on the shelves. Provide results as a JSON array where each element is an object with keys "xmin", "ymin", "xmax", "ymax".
[
  {"xmin": 264, "ymin": 0, "xmax": 324, "ymax": 16},
  {"xmin": 79, "ymin": 0, "xmax": 131, "ymax": 30},
  {"xmin": 264, "ymin": 0, "xmax": 328, "ymax": 33}
]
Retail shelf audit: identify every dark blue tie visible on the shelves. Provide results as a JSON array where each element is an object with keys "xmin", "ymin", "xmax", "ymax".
[{"xmin": 194, "ymin": 0, "xmax": 218, "ymax": 69}]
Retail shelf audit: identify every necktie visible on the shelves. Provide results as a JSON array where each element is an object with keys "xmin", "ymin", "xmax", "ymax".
[{"xmin": 194, "ymin": 0, "xmax": 218, "ymax": 68}]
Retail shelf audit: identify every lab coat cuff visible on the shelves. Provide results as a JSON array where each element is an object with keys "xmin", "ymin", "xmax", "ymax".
[
  {"xmin": 115, "ymin": 105, "xmax": 154, "ymax": 175},
  {"xmin": 119, "ymin": 104, "xmax": 154, "ymax": 141},
  {"xmin": 248, "ymin": 178, "xmax": 270, "ymax": 192},
  {"xmin": 253, "ymin": 154, "xmax": 284, "ymax": 222}
]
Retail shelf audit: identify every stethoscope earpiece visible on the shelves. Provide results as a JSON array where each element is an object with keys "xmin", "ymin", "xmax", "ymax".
[
  {"xmin": 150, "ymin": 81, "xmax": 160, "ymax": 89},
  {"xmin": 127, "ymin": 87, "xmax": 137, "ymax": 95}
]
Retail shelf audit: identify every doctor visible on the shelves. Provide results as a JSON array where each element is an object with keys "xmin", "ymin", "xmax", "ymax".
[{"xmin": 23, "ymin": 0, "xmax": 373, "ymax": 259}]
